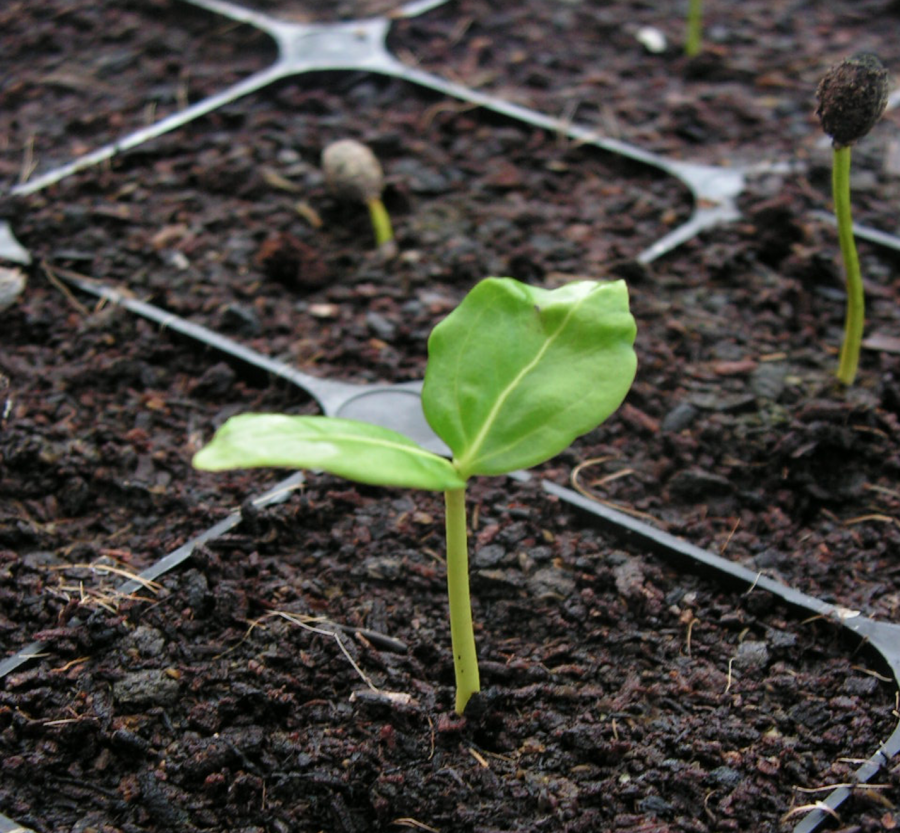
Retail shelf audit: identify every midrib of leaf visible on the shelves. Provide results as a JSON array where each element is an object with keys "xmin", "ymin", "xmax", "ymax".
[
  {"xmin": 463, "ymin": 391, "xmax": 585, "ymax": 471},
  {"xmin": 455, "ymin": 296, "xmax": 587, "ymax": 475}
]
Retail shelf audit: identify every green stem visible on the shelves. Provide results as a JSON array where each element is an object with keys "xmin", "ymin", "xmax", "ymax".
[
  {"xmin": 833, "ymin": 145, "xmax": 864, "ymax": 386},
  {"xmin": 444, "ymin": 487, "xmax": 480, "ymax": 715},
  {"xmin": 685, "ymin": 0, "xmax": 702, "ymax": 57},
  {"xmin": 367, "ymin": 197, "xmax": 394, "ymax": 248}
]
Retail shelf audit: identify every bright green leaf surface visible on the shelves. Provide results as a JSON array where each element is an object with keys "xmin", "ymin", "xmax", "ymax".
[
  {"xmin": 193, "ymin": 414, "xmax": 466, "ymax": 491},
  {"xmin": 422, "ymin": 278, "xmax": 637, "ymax": 478}
]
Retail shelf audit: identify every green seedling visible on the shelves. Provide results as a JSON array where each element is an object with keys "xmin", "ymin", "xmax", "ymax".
[
  {"xmin": 194, "ymin": 277, "xmax": 637, "ymax": 714},
  {"xmin": 685, "ymin": 0, "xmax": 703, "ymax": 57},
  {"xmin": 816, "ymin": 53, "xmax": 890, "ymax": 386},
  {"xmin": 322, "ymin": 139, "xmax": 394, "ymax": 249}
]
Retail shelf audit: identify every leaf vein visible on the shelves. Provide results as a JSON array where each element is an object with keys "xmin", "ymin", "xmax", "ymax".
[{"xmin": 458, "ymin": 293, "xmax": 589, "ymax": 473}]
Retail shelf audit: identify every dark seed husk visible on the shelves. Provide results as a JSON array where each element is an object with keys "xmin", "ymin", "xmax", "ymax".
[{"xmin": 816, "ymin": 53, "xmax": 890, "ymax": 148}]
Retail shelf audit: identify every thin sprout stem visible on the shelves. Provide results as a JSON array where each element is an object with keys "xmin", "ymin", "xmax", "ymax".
[
  {"xmin": 833, "ymin": 145, "xmax": 865, "ymax": 385},
  {"xmin": 367, "ymin": 197, "xmax": 394, "ymax": 248},
  {"xmin": 444, "ymin": 487, "xmax": 480, "ymax": 714},
  {"xmin": 685, "ymin": 0, "xmax": 702, "ymax": 57}
]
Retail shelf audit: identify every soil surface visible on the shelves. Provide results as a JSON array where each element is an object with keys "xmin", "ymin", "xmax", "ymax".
[{"xmin": 2, "ymin": 1, "xmax": 900, "ymax": 832}]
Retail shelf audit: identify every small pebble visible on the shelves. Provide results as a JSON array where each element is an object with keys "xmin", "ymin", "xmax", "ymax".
[
  {"xmin": 123, "ymin": 625, "xmax": 166, "ymax": 658},
  {"xmin": 636, "ymin": 26, "xmax": 667, "ymax": 54},
  {"xmin": 668, "ymin": 468, "xmax": 733, "ymax": 499},
  {"xmin": 661, "ymin": 402, "xmax": 698, "ymax": 432},
  {"xmin": 711, "ymin": 765, "xmax": 742, "ymax": 789},
  {"xmin": 751, "ymin": 363, "xmax": 787, "ymax": 401},
  {"xmin": 766, "ymin": 628, "xmax": 798, "ymax": 651},
  {"xmin": 113, "ymin": 669, "xmax": 180, "ymax": 708},
  {"xmin": 193, "ymin": 362, "xmax": 236, "ymax": 398},
  {"xmin": 527, "ymin": 566, "xmax": 576, "ymax": 600},
  {"xmin": 842, "ymin": 675, "xmax": 878, "ymax": 696},
  {"xmin": 734, "ymin": 640, "xmax": 770, "ymax": 670},
  {"xmin": 365, "ymin": 310, "xmax": 396, "ymax": 340},
  {"xmin": 638, "ymin": 795, "xmax": 673, "ymax": 815},
  {"xmin": 473, "ymin": 544, "xmax": 507, "ymax": 568},
  {"xmin": 365, "ymin": 556, "xmax": 403, "ymax": 580},
  {"xmin": 221, "ymin": 303, "xmax": 261, "ymax": 336}
]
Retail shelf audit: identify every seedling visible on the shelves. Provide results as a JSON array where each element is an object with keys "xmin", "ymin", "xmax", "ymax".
[
  {"xmin": 193, "ymin": 277, "xmax": 637, "ymax": 714},
  {"xmin": 685, "ymin": 0, "xmax": 703, "ymax": 57},
  {"xmin": 816, "ymin": 53, "xmax": 889, "ymax": 386},
  {"xmin": 322, "ymin": 139, "xmax": 394, "ymax": 249}
]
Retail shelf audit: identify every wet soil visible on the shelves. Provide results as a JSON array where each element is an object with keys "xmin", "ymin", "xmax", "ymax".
[{"xmin": 1, "ymin": 1, "xmax": 900, "ymax": 831}]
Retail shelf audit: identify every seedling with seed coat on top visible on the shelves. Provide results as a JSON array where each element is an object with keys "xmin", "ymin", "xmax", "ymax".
[
  {"xmin": 193, "ymin": 277, "xmax": 637, "ymax": 714},
  {"xmin": 322, "ymin": 139, "xmax": 394, "ymax": 250},
  {"xmin": 816, "ymin": 53, "xmax": 890, "ymax": 386}
]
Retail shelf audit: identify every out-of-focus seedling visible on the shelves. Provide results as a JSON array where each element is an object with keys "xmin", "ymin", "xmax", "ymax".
[
  {"xmin": 194, "ymin": 277, "xmax": 637, "ymax": 714},
  {"xmin": 685, "ymin": 0, "xmax": 703, "ymax": 57},
  {"xmin": 816, "ymin": 53, "xmax": 890, "ymax": 386},
  {"xmin": 322, "ymin": 139, "xmax": 394, "ymax": 250}
]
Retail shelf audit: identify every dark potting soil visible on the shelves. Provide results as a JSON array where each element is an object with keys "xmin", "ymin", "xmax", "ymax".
[
  {"xmin": 1, "ymin": 1, "xmax": 900, "ymax": 831},
  {"xmin": 1, "ymin": 475, "xmax": 897, "ymax": 833}
]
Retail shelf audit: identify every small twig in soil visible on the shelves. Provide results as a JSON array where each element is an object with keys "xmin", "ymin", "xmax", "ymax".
[
  {"xmin": 0, "ymin": 373, "xmax": 11, "ymax": 428},
  {"xmin": 294, "ymin": 201, "xmax": 323, "ymax": 228},
  {"xmin": 426, "ymin": 715, "xmax": 436, "ymax": 761},
  {"xmin": 175, "ymin": 68, "xmax": 190, "ymax": 112},
  {"xmin": 742, "ymin": 571, "xmax": 763, "ymax": 596},
  {"xmin": 18, "ymin": 134, "xmax": 36, "ymax": 185},
  {"xmin": 467, "ymin": 747, "xmax": 489, "ymax": 768},
  {"xmin": 56, "ymin": 581, "xmax": 156, "ymax": 613},
  {"xmin": 781, "ymin": 801, "xmax": 841, "ymax": 823},
  {"xmin": 233, "ymin": 611, "xmax": 413, "ymax": 701},
  {"xmin": 844, "ymin": 513, "xmax": 900, "ymax": 529},
  {"xmin": 555, "ymin": 99, "xmax": 580, "ymax": 149},
  {"xmin": 42, "ymin": 262, "xmax": 91, "ymax": 316},
  {"xmin": 795, "ymin": 782, "xmax": 892, "ymax": 793},
  {"xmin": 391, "ymin": 819, "xmax": 441, "ymax": 833},
  {"xmin": 446, "ymin": 15, "xmax": 474, "ymax": 48},
  {"xmin": 865, "ymin": 483, "xmax": 900, "ymax": 501},
  {"xmin": 50, "ymin": 656, "xmax": 91, "ymax": 674},
  {"xmin": 719, "ymin": 517, "xmax": 741, "ymax": 554},
  {"xmin": 685, "ymin": 617, "xmax": 698, "ymax": 657},
  {"xmin": 856, "ymin": 787, "xmax": 896, "ymax": 809},
  {"xmin": 260, "ymin": 165, "xmax": 302, "ymax": 193},
  {"xmin": 50, "ymin": 562, "xmax": 161, "ymax": 593},
  {"xmin": 570, "ymin": 457, "xmax": 660, "ymax": 525},
  {"xmin": 53, "ymin": 776, "xmax": 120, "ymax": 800},
  {"xmin": 851, "ymin": 665, "xmax": 894, "ymax": 683},
  {"xmin": 419, "ymin": 98, "xmax": 480, "ymax": 132},
  {"xmin": 274, "ymin": 611, "xmax": 382, "ymax": 694}
]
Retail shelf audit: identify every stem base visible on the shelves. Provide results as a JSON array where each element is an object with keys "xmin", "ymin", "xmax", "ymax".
[{"xmin": 444, "ymin": 487, "xmax": 480, "ymax": 714}]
